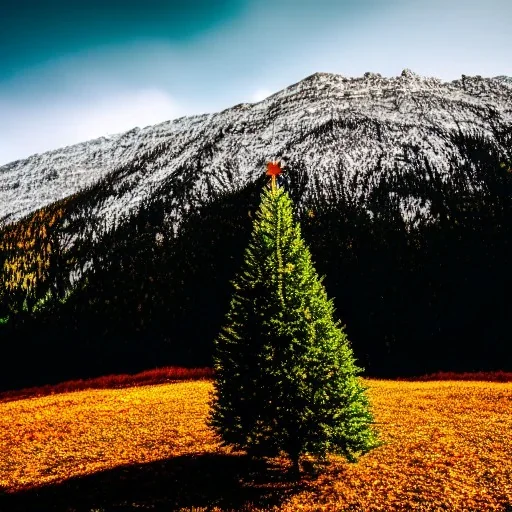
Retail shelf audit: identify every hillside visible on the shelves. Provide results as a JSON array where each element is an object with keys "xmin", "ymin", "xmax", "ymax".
[{"xmin": 0, "ymin": 70, "xmax": 511, "ymax": 389}]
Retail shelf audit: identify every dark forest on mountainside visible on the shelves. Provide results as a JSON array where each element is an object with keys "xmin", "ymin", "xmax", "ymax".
[{"xmin": 0, "ymin": 130, "xmax": 511, "ymax": 391}]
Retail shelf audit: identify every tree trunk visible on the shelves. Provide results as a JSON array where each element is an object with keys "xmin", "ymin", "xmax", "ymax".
[{"xmin": 290, "ymin": 453, "xmax": 301, "ymax": 479}]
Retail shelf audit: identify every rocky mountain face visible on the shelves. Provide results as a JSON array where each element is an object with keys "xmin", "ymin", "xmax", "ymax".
[
  {"xmin": 1, "ymin": 70, "xmax": 511, "ymax": 389},
  {"xmin": 1, "ymin": 69, "xmax": 511, "ymax": 228}
]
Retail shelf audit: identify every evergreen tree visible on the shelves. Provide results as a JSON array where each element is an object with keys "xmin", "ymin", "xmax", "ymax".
[{"xmin": 209, "ymin": 183, "xmax": 382, "ymax": 473}]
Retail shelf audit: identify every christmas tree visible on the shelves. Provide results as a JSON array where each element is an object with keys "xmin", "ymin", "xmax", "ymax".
[{"xmin": 209, "ymin": 167, "xmax": 381, "ymax": 473}]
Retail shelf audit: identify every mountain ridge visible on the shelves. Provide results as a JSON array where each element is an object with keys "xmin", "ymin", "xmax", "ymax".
[
  {"xmin": 1, "ymin": 70, "xmax": 511, "ymax": 228},
  {"xmin": 0, "ymin": 70, "xmax": 511, "ymax": 389}
]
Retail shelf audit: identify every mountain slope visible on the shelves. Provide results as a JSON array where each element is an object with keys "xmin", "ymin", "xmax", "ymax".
[
  {"xmin": 1, "ymin": 70, "xmax": 511, "ymax": 229},
  {"xmin": 0, "ymin": 70, "xmax": 511, "ymax": 389}
]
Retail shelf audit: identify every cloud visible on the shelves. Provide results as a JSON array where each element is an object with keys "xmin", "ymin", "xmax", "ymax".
[
  {"xmin": 251, "ymin": 89, "xmax": 273, "ymax": 103},
  {"xmin": 76, "ymin": 89, "xmax": 182, "ymax": 138},
  {"xmin": 0, "ymin": 88, "xmax": 184, "ymax": 165}
]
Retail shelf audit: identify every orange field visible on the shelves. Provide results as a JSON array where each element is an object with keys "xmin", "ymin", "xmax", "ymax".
[{"xmin": 1, "ymin": 379, "xmax": 511, "ymax": 511}]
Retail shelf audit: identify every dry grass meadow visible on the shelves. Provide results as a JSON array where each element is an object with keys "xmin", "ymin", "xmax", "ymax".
[{"xmin": 1, "ymin": 378, "xmax": 511, "ymax": 511}]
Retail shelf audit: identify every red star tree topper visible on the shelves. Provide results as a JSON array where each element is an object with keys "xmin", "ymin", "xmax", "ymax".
[{"xmin": 266, "ymin": 161, "xmax": 282, "ymax": 190}]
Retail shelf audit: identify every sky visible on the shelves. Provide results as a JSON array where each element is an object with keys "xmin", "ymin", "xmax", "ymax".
[{"xmin": 0, "ymin": 0, "xmax": 510, "ymax": 166}]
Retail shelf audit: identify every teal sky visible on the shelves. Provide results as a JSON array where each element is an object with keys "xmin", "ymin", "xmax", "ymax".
[{"xmin": 1, "ymin": 0, "xmax": 510, "ymax": 165}]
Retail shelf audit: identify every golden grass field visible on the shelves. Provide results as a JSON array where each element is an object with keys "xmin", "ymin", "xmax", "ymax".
[{"xmin": 1, "ymin": 379, "xmax": 511, "ymax": 511}]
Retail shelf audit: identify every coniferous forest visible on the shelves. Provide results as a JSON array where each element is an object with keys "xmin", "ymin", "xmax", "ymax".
[{"xmin": 0, "ymin": 131, "xmax": 511, "ymax": 392}]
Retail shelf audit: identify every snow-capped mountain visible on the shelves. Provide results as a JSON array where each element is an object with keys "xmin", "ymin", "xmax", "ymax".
[
  {"xmin": 1, "ymin": 69, "xmax": 511, "ymax": 230},
  {"xmin": 1, "ymin": 70, "xmax": 512, "ymax": 387}
]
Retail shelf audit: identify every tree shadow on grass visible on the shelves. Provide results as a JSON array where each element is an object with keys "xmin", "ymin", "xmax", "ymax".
[{"xmin": 0, "ymin": 452, "xmax": 310, "ymax": 512}]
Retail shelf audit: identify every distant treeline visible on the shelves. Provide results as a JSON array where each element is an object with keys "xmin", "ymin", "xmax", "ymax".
[{"xmin": 0, "ymin": 131, "xmax": 511, "ymax": 391}]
